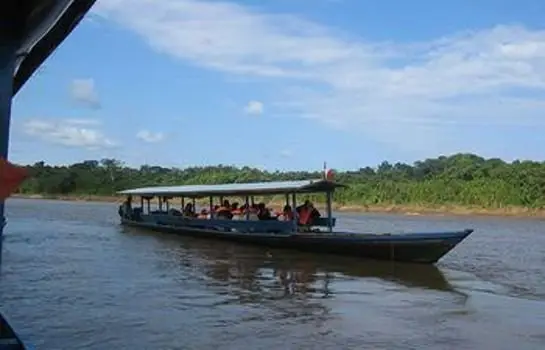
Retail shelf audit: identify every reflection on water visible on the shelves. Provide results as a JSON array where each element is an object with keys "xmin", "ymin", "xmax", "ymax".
[
  {"xmin": 124, "ymin": 226, "xmax": 471, "ymax": 316},
  {"xmin": 169, "ymin": 233, "xmax": 457, "ymax": 296}
]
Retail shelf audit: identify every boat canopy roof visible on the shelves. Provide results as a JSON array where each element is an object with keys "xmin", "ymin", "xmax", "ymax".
[{"xmin": 118, "ymin": 179, "xmax": 346, "ymax": 198}]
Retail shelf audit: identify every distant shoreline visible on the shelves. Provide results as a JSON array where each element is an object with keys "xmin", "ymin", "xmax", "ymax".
[{"xmin": 10, "ymin": 193, "xmax": 545, "ymax": 219}]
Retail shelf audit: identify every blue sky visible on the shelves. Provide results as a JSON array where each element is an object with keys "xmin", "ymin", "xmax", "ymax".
[{"xmin": 10, "ymin": 0, "xmax": 545, "ymax": 171}]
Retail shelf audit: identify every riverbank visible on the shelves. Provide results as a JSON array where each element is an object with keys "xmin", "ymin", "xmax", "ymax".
[{"xmin": 9, "ymin": 193, "xmax": 545, "ymax": 218}]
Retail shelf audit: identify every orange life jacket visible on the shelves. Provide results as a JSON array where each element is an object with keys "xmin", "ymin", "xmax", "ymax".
[{"xmin": 298, "ymin": 207, "xmax": 312, "ymax": 225}]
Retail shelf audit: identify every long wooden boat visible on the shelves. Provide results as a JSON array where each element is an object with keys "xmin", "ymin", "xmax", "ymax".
[{"xmin": 117, "ymin": 178, "xmax": 473, "ymax": 264}]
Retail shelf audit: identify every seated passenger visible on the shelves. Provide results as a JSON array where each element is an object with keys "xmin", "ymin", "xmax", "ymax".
[
  {"xmin": 297, "ymin": 201, "xmax": 320, "ymax": 225},
  {"xmin": 278, "ymin": 205, "xmax": 294, "ymax": 221},
  {"xmin": 119, "ymin": 195, "xmax": 133, "ymax": 219},
  {"xmin": 269, "ymin": 208, "xmax": 279, "ymax": 219},
  {"xmin": 310, "ymin": 204, "xmax": 321, "ymax": 221},
  {"xmin": 169, "ymin": 208, "xmax": 182, "ymax": 216},
  {"xmin": 216, "ymin": 200, "xmax": 232, "ymax": 219},
  {"xmin": 231, "ymin": 202, "xmax": 244, "ymax": 220},
  {"xmin": 223, "ymin": 199, "xmax": 231, "ymax": 208},
  {"xmin": 241, "ymin": 204, "xmax": 259, "ymax": 221},
  {"xmin": 197, "ymin": 208, "xmax": 208, "ymax": 219},
  {"xmin": 183, "ymin": 203, "xmax": 195, "ymax": 217},
  {"xmin": 296, "ymin": 200, "xmax": 309, "ymax": 214},
  {"xmin": 209, "ymin": 205, "xmax": 219, "ymax": 219},
  {"xmin": 257, "ymin": 202, "xmax": 272, "ymax": 220}
]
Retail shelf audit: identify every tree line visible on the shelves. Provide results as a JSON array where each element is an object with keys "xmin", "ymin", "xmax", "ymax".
[{"xmin": 15, "ymin": 153, "xmax": 545, "ymax": 208}]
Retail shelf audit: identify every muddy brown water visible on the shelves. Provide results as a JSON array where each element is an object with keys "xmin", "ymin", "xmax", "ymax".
[{"xmin": 1, "ymin": 199, "xmax": 544, "ymax": 349}]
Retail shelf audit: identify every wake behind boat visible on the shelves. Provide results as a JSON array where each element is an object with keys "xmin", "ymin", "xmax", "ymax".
[{"xmin": 117, "ymin": 172, "xmax": 473, "ymax": 264}]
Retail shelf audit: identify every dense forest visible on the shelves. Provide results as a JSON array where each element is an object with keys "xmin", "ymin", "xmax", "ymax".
[{"xmin": 15, "ymin": 153, "xmax": 545, "ymax": 209}]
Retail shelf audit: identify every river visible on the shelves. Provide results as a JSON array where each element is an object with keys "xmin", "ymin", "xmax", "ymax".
[{"xmin": 0, "ymin": 199, "xmax": 544, "ymax": 349}]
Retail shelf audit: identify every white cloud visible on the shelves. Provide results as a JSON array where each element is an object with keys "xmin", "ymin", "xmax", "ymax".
[
  {"xmin": 60, "ymin": 118, "xmax": 102, "ymax": 126},
  {"xmin": 136, "ymin": 130, "xmax": 165, "ymax": 143},
  {"xmin": 70, "ymin": 78, "xmax": 100, "ymax": 108},
  {"xmin": 243, "ymin": 100, "xmax": 264, "ymax": 115},
  {"xmin": 280, "ymin": 149, "xmax": 292, "ymax": 158},
  {"xmin": 22, "ymin": 118, "xmax": 116, "ymax": 150},
  {"xmin": 93, "ymin": 0, "xmax": 545, "ymax": 155}
]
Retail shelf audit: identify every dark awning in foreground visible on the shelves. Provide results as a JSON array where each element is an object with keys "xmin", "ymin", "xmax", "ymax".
[{"xmin": 7, "ymin": 0, "xmax": 97, "ymax": 96}]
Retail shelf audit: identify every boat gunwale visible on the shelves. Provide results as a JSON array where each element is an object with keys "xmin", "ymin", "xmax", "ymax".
[
  {"xmin": 126, "ymin": 217, "xmax": 473, "ymax": 242},
  {"xmin": 121, "ymin": 219, "xmax": 473, "ymax": 264}
]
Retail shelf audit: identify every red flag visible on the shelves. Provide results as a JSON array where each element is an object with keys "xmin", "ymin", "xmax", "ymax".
[
  {"xmin": 324, "ymin": 168, "xmax": 335, "ymax": 181},
  {"xmin": 0, "ymin": 158, "xmax": 28, "ymax": 201}
]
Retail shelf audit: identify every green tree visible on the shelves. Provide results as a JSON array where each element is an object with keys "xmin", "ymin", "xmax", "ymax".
[{"xmin": 15, "ymin": 153, "xmax": 545, "ymax": 209}]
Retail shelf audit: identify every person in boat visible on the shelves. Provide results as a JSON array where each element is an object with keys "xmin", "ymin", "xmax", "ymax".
[
  {"xmin": 250, "ymin": 203, "xmax": 258, "ymax": 213},
  {"xmin": 183, "ymin": 203, "xmax": 195, "ymax": 217},
  {"xmin": 296, "ymin": 200, "xmax": 321, "ymax": 226},
  {"xmin": 210, "ymin": 205, "xmax": 220, "ymax": 219},
  {"xmin": 216, "ymin": 200, "xmax": 233, "ymax": 219},
  {"xmin": 231, "ymin": 202, "xmax": 244, "ymax": 220},
  {"xmin": 197, "ymin": 208, "xmax": 208, "ymax": 219},
  {"xmin": 257, "ymin": 202, "xmax": 272, "ymax": 220},
  {"xmin": 169, "ymin": 208, "xmax": 182, "ymax": 216},
  {"xmin": 277, "ymin": 204, "xmax": 294, "ymax": 221},
  {"xmin": 118, "ymin": 195, "xmax": 133, "ymax": 219},
  {"xmin": 296, "ymin": 200, "xmax": 309, "ymax": 213},
  {"xmin": 241, "ymin": 203, "xmax": 259, "ymax": 221},
  {"xmin": 269, "ymin": 207, "xmax": 279, "ymax": 219}
]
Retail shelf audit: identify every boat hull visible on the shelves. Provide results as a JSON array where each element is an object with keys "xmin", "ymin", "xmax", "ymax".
[{"xmin": 121, "ymin": 219, "xmax": 472, "ymax": 264}]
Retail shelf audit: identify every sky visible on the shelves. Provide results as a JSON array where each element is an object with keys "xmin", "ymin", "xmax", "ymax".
[{"xmin": 9, "ymin": 0, "xmax": 545, "ymax": 171}]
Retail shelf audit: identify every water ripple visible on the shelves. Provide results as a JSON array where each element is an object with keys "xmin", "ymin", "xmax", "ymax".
[{"xmin": 0, "ymin": 199, "xmax": 544, "ymax": 349}]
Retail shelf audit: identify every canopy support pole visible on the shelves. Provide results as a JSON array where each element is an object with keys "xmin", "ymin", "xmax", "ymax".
[
  {"xmin": 326, "ymin": 190, "xmax": 333, "ymax": 232},
  {"xmin": 291, "ymin": 193, "xmax": 297, "ymax": 233}
]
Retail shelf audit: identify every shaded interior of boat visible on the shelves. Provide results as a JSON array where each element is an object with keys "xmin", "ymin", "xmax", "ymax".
[{"xmin": 119, "ymin": 179, "xmax": 345, "ymax": 235}]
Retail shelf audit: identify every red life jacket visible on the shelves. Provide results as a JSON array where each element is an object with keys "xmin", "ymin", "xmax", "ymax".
[{"xmin": 298, "ymin": 207, "xmax": 312, "ymax": 225}]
